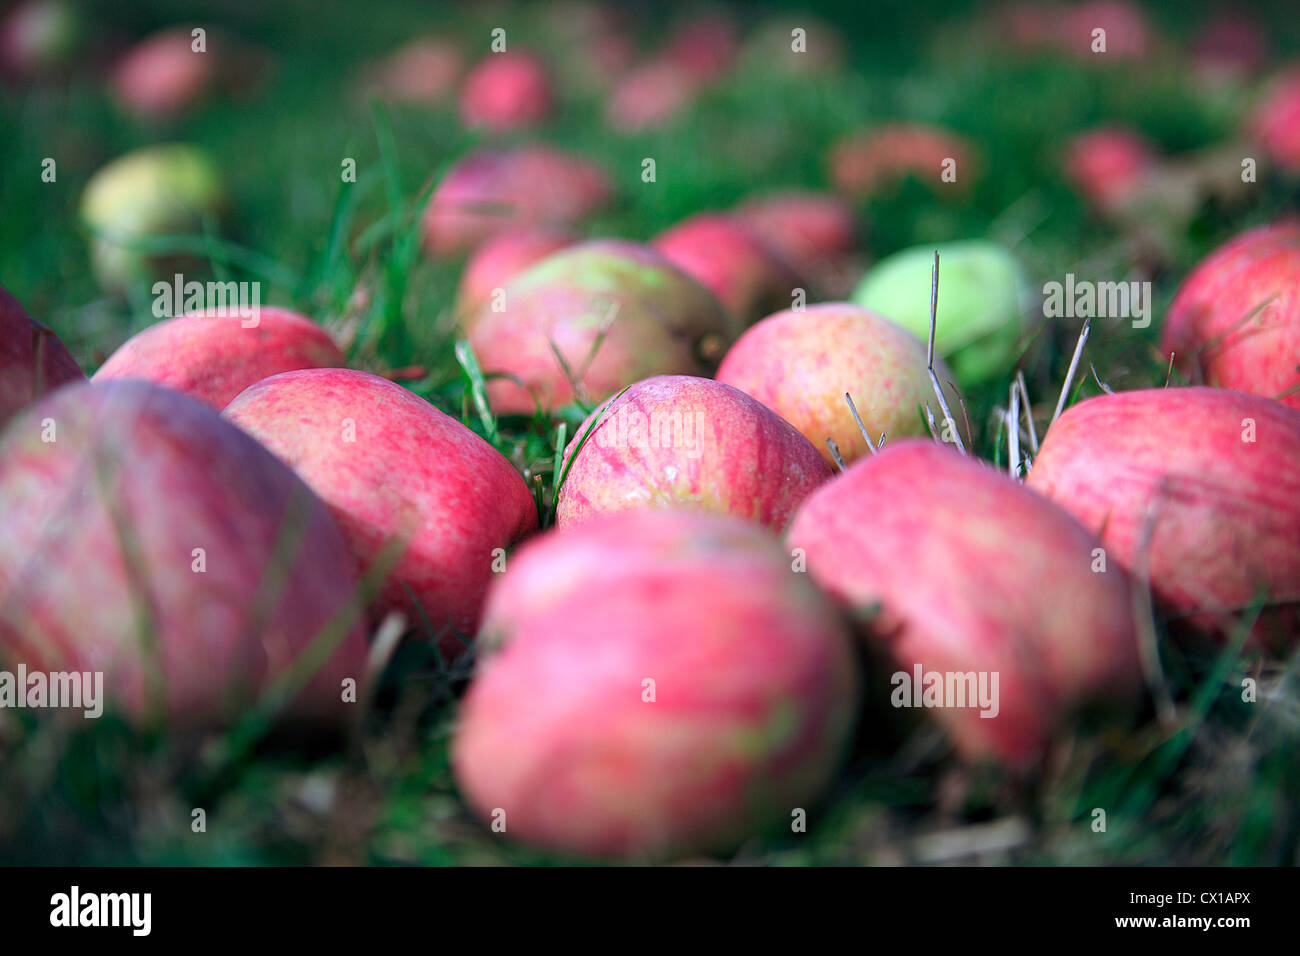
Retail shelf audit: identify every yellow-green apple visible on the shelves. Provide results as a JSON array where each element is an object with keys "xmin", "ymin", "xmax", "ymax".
[
  {"xmin": 716, "ymin": 303, "xmax": 960, "ymax": 465},
  {"xmin": 454, "ymin": 229, "xmax": 573, "ymax": 319},
  {"xmin": 453, "ymin": 509, "xmax": 859, "ymax": 861},
  {"xmin": 851, "ymin": 239, "xmax": 1027, "ymax": 384},
  {"xmin": 0, "ymin": 381, "xmax": 367, "ymax": 728},
  {"xmin": 459, "ymin": 51, "xmax": 553, "ymax": 131},
  {"xmin": 786, "ymin": 439, "xmax": 1141, "ymax": 768},
  {"xmin": 556, "ymin": 374, "xmax": 833, "ymax": 531},
  {"xmin": 422, "ymin": 146, "xmax": 611, "ymax": 257},
  {"xmin": 223, "ymin": 369, "xmax": 538, "ymax": 648},
  {"xmin": 92, "ymin": 307, "xmax": 345, "ymax": 410},
  {"xmin": 1026, "ymin": 387, "xmax": 1300, "ymax": 649},
  {"xmin": 652, "ymin": 213, "xmax": 805, "ymax": 333},
  {"xmin": 79, "ymin": 144, "xmax": 225, "ymax": 294},
  {"xmin": 466, "ymin": 240, "xmax": 728, "ymax": 415},
  {"xmin": 1161, "ymin": 222, "xmax": 1300, "ymax": 410},
  {"xmin": 1, "ymin": 284, "xmax": 84, "ymax": 427}
]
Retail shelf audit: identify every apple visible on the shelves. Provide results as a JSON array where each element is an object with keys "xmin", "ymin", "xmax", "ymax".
[
  {"xmin": 1193, "ymin": 16, "xmax": 1268, "ymax": 79},
  {"xmin": 1065, "ymin": 128, "xmax": 1158, "ymax": 214},
  {"xmin": 223, "ymin": 368, "xmax": 538, "ymax": 649},
  {"xmin": 466, "ymin": 240, "xmax": 728, "ymax": 415},
  {"xmin": 786, "ymin": 439, "xmax": 1142, "ymax": 768},
  {"xmin": 112, "ymin": 28, "xmax": 221, "ymax": 120},
  {"xmin": 716, "ymin": 303, "xmax": 960, "ymax": 466},
  {"xmin": 1249, "ymin": 69, "xmax": 1300, "ymax": 174},
  {"xmin": 1161, "ymin": 222, "xmax": 1300, "ymax": 411},
  {"xmin": 605, "ymin": 59, "xmax": 696, "ymax": 133},
  {"xmin": 738, "ymin": 14, "xmax": 847, "ymax": 77},
  {"xmin": 556, "ymin": 374, "xmax": 833, "ymax": 532},
  {"xmin": 989, "ymin": 2, "xmax": 1066, "ymax": 54},
  {"xmin": 1026, "ymin": 387, "xmax": 1300, "ymax": 650},
  {"xmin": 454, "ymin": 229, "xmax": 573, "ymax": 318},
  {"xmin": 1061, "ymin": 1, "xmax": 1151, "ymax": 60},
  {"xmin": 423, "ymin": 147, "xmax": 612, "ymax": 257},
  {"xmin": 733, "ymin": 190, "xmax": 860, "ymax": 297},
  {"xmin": 829, "ymin": 123, "xmax": 976, "ymax": 198},
  {"xmin": 1, "ymin": 284, "xmax": 84, "ymax": 427},
  {"xmin": 851, "ymin": 239, "xmax": 1028, "ymax": 385},
  {"xmin": 0, "ymin": 381, "xmax": 367, "ymax": 728},
  {"xmin": 92, "ymin": 307, "xmax": 346, "ymax": 410},
  {"xmin": 80, "ymin": 144, "xmax": 225, "ymax": 294},
  {"xmin": 662, "ymin": 13, "xmax": 739, "ymax": 84},
  {"xmin": 459, "ymin": 51, "xmax": 552, "ymax": 131},
  {"xmin": 652, "ymin": 214, "xmax": 805, "ymax": 333},
  {"xmin": 453, "ymin": 508, "xmax": 859, "ymax": 861},
  {"xmin": 0, "ymin": 0, "xmax": 80, "ymax": 78},
  {"xmin": 358, "ymin": 38, "xmax": 464, "ymax": 105}
]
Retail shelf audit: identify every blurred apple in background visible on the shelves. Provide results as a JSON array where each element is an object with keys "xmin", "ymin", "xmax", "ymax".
[
  {"xmin": 830, "ymin": 123, "xmax": 977, "ymax": 199},
  {"xmin": 1065, "ymin": 127, "xmax": 1159, "ymax": 214},
  {"xmin": 1249, "ymin": 68, "xmax": 1300, "ymax": 173},
  {"xmin": 0, "ymin": 284, "xmax": 84, "ymax": 427},
  {"xmin": 0, "ymin": 0, "xmax": 81, "ymax": 79},
  {"xmin": 459, "ymin": 50, "xmax": 553, "ymax": 131},
  {"xmin": 358, "ymin": 37, "xmax": 464, "ymax": 105}
]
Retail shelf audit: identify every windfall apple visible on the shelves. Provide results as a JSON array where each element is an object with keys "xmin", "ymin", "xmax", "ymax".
[{"xmin": 0, "ymin": 284, "xmax": 84, "ymax": 427}]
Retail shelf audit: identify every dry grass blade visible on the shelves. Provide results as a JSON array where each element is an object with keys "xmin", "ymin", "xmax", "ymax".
[
  {"xmin": 826, "ymin": 438, "xmax": 847, "ymax": 472},
  {"xmin": 1007, "ymin": 383, "xmax": 1021, "ymax": 479},
  {"xmin": 1015, "ymin": 370, "xmax": 1038, "ymax": 452},
  {"xmin": 843, "ymin": 392, "xmax": 877, "ymax": 454},
  {"xmin": 926, "ymin": 250, "xmax": 966, "ymax": 454},
  {"xmin": 1050, "ymin": 316, "xmax": 1090, "ymax": 428}
]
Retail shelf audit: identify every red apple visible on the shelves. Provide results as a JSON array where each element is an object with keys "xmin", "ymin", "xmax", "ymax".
[
  {"xmin": 453, "ymin": 509, "xmax": 859, "ymax": 861},
  {"xmin": 0, "ymin": 381, "xmax": 367, "ymax": 728},
  {"xmin": 112, "ymin": 28, "xmax": 219, "ymax": 120},
  {"xmin": 1, "ymin": 284, "xmax": 84, "ymax": 427},
  {"xmin": 1161, "ymin": 222, "xmax": 1300, "ymax": 410},
  {"xmin": 1193, "ymin": 15, "xmax": 1268, "ymax": 79},
  {"xmin": 1026, "ymin": 387, "xmax": 1300, "ymax": 650},
  {"xmin": 466, "ymin": 240, "xmax": 728, "ymax": 415},
  {"xmin": 716, "ymin": 303, "xmax": 959, "ymax": 466},
  {"xmin": 1249, "ymin": 69, "xmax": 1300, "ymax": 173},
  {"xmin": 662, "ymin": 13, "xmax": 738, "ymax": 85},
  {"xmin": 454, "ymin": 229, "xmax": 574, "ymax": 318},
  {"xmin": 423, "ymin": 147, "xmax": 612, "ymax": 257},
  {"xmin": 652, "ymin": 214, "xmax": 805, "ymax": 333},
  {"xmin": 359, "ymin": 38, "xmax": 464, "ymax": 105},
  {"xmin": 1065, "ymin": 127, "xmax": 1158, "ymax": 213},
  {"xmin": 1061, "ymin": 0, "xmax": 1151, "ymax": 60},
  {"xmin": 0, "ymin": 0, "xmax": 80, "ymax": 78},
  {"xmin": 92, "ymin": 307, "xmax": 345, "ymax": 411},
  {"xmin": 733, "ymin": 191, "xmax": 860, "ymax": 296},
  {"xmin": 605, "ymin": 59, "xmax": 696, "ymax": 133},
  {"xmin": 829, "ymin": 124, "xmax": 977, "ymax": 198},
  {"xmin": 557, "ymin": 374, "xmax": 833, "ymax": 532},
  {"xmin": 223, "ymin": 368, "xmax": 538, "ymax": 648},
  {"xmin": 787, "ymin": 439, "xmax": 1142, "ymax": 768},
  {"xmin": 459, "ymin": 51, "xmax": 552, "ymax": 131}
]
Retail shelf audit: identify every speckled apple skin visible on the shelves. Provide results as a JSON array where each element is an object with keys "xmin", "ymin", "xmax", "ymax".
[
  {"xmin": 467, "ymin": 241, "xmax": 728, "ymax": 415},
  {"xmin": 0, "ymin": 284, "xmax": 84, "ymax": 427},
  {"xmin": 453, "ymin": 510, "xmax": 859, "ymax": 861},
  {"xmin": 223, "ymin": 369, "xmax": 538, "ymax": 647},
  {"xmin": 1161, "ymin": 223, "xmax": 1300, "ymax": 411},
  {"xmin": 716, "ymin": 303, "xmax": 958, "ymax": 465},
  {"xmin": 0, "ymin": 381, "xmax": 367, "ymax": 728},
  {"xmin": 92, "ymin": 307, "xmax": 344, "ymax": 410},
  {"xmin": 787, "ymin": 439, "xmax": 1141, "ymax": 768},
  {"xmin": 557, "ymin": 375, "xmax": 833, "ymax": 532},
  {"xmin": 1027, "ymin": 387, "xmax": 1300, "ymax": 649}
]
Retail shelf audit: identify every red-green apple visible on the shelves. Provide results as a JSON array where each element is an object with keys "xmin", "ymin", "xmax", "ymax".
[{"xmin": 454, "ymin": 229, "xmax": 573, "ymax": 318}]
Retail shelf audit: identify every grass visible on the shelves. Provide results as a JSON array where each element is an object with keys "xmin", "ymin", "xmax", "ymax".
[{"xmin": 1, "ymin": 0, "xmax": 1299, "ymax": 865}]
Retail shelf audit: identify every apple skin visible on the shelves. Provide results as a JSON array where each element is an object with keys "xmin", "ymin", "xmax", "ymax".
[
  {"xmin": 787, "ymin": 439, "xmax": 1142, "ymax": 768},
  {"xmin": 92, "ymin": 308, "xmax": 345, "ymax": 411},
  {"xmin": 851, "ymin": 240, "xmax": 1027, "ymax": 385},
  {"xmin": 423, "ymin": 147, "xmax": 612, "ymax": 258},
  {"xmin": 652, "ymin": 214, "xmax": 805, "ymax": 333},
  {"xmin": 1, "ymin": 284, "xmax": 85, "ymax": 427},
  {"xmin": 466, "ymin": 240, "xmax": 728, "ymax": 415},
  {"xmin": 359, "ymin": 38, "xmax": 464, "ymax": 105},
  {"xmin": 80, "ymin": 144, "xmax": 225, "ymax": 294},
  {"xmin": 556, "ymin": 375, "xmax": 833, "ymax": 532},
  {"xmin": 733, "ymin": 190, "xmax": 859, "ymax": 296},
  {"xmin": 605, "ymin": 59, "xmax": 696, "ymax": 133},
  {"xmin": 716, "ymin": 304, "xmax": 960, "ymax": 466},
  {"xmin": 454, "ymin": 229, "xmax": 573, "ymax": 318},
  {"xmin": 1161, "ymin": 223, "xmax": 1300, "ymax": 411},
  {"xmin": 1061, "ymin": 1, "xmax": 1151, "ymax": 61},
  {"xmin": 1025, "ymin": 387, "xmax": 1300, "ymax": 650},
  {"xmin": 829, "ymin": 123, "xmax": 976, "ymax": 198},
  {"xmin": 1250, "ymin": 70, "xmax": 1300, "ymax": 175},
  {"xmin": 0, "ymin": 381, "xmax": 367, "ymax": 728},
  {"xmin": 662, "ymin": 13, "xmax": 739, "ymax": 84},
  {"xmin": 459, "ymin": 51, "xmax": 553, "ymax": 131},
  {"xmin": 453, "ymin": 509, "xmax": 859, "ymax": 861},
  {"xmin": 1065, "ymin": 128, "xmax": 1157, "ymax": 214},
  {"xmin": 223, "ymin": 369, "xmax": 539, "ymax": 648},
  {"xmin": 112, "ymin": 29, "xmax": 218, "ymax": 120}
]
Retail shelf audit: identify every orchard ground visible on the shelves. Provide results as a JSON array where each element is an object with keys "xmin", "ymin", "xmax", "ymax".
[{"xmin": 2, "ymin": 0, "xmax": 1299, "ymax": 864}]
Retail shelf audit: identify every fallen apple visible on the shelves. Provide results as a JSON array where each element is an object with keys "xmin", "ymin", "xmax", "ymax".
[
  {"xmin": 466, "ymin": 240, "xmax": 728, "ymax": 415},
  {"xmin": 1, "ymin": 284, "xmax": 84, "ymax": 427},
  {"xmin": 733, "ymin": 190, "xmax": 859, "ymax": 296},
  {"xmin": 223, "ymin": 368, "xmax": 539, "ymax": 648},
  {"xmin": 604, "ymin": 59, "xmax": 696, "ymax": 133},
  {"xmin": 358, "ymin": 37, "xmax": 464, "ymax": 105},
  {"xmin": 0, "ymin": 0, "xmax": 80, "ymax": 78},
  {"xmin": 112, "ymin": 28, "xmax": 219, "ymax": 120},
  {"xmin": 556, "ymin": 374, "xmax": 833, "ymax": 532},
  {"xmin": 716, "ymin": 303, "xmax": 960, "ymax": 465},
  {"xmin": 453, "ymin": 508, "xmax": 859, "ymax": 861},
  {"xmin": 459, "ymin": 50, "xmax": 553, "ymax": 131},
  {"xmin": 829, "ymin": 123, "xmax": 976, "ymax": 198},
  {"xmin": 0, "ymin": 381, "xmax": 367, "ymax": 728},
  {"xmin": 92, "ymin": 307, "xmax": 346, "ymax": 410},
  {"xmin": 786, "ymin": 439, "xmax": 1141, "ymax": 767},
  {"xmin": 851, "ymin": 239, "xmax": 1028, "ymax": 385},
  {"xmin": 1026, "ymin": 387, "xmax": 1300, "ymax": 650},
  {"xmin": 1065, "ymin": 127, "xmax": 1158, "ymax": 214},
  {"xmin": 1249, "ymin": 69, "xmax": 1300, "ymax": 174},
  {"xmin": 454, "ymin": 229, "xmax": 574, "ymax": 318}
]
